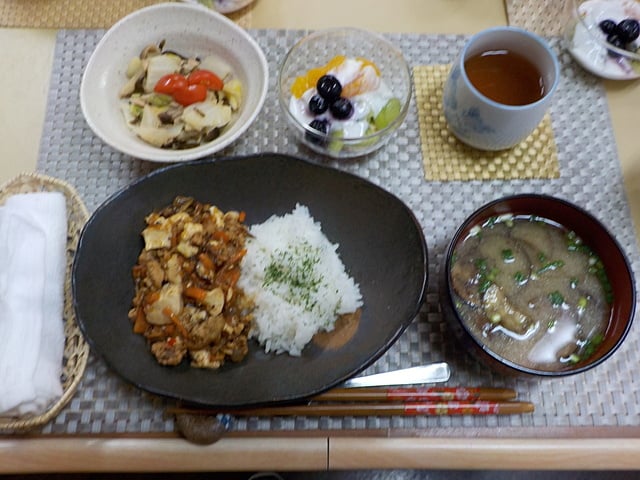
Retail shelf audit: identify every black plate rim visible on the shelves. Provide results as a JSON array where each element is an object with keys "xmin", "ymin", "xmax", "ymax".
[{"xmin": 72, "ymin": 152, "xmax": 429, "ymax": 407}]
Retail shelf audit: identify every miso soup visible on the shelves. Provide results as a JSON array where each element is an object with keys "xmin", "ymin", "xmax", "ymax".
[{"xmin": 450, "ymin": 214, "xmax": 612, "ymax": 372}]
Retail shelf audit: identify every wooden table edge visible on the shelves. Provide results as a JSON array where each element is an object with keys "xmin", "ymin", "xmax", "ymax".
[{"xmin": 3, "ymin": 427, "xmax": 640, "ymax": 473}]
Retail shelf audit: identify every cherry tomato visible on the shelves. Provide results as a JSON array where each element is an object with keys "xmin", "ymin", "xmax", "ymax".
[
  {"xmin": 188, "ymin": 69, "xmax": 224, "ymax": 91},
  {"xmin": 172, "ymin": 83, "xmax": 208, "ymax": 106},
  {"xmin": 154, "ymin": 73, "xmax": 188, "ymax": 95}
]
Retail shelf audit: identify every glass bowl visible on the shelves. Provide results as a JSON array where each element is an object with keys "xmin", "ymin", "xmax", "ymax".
[
  {"xmin": 443, "ymin": 194, "xmax": 635, "ymax": 378},
  {"xmin": 278, "ymin": 27, "xmax": 411, "ymax": 158},
  {"xmin": 564, "ymin": 0, "xmax": 640, "ymax": 80}
]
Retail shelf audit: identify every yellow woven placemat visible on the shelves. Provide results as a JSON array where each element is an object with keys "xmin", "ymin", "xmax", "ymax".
[
  {"xmin": 505, "ymin": 0, "xmax": 568, "ymax": 37},
  {"xmin": 414, "ymin": 64, "xmax": 560, "ymax": 182},
  {"xmin": 0, "ymin": 0, "xmax": 253, "ymax": 29}
]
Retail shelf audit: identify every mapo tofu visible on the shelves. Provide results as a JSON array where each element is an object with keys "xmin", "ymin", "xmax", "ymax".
[{"xmin": 128, "ymin": 196, "xmax": 253, "ymax": 369}]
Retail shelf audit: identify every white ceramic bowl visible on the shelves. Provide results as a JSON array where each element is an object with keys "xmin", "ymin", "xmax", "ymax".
[
  {"xmin": 80, "ymin": 3, "xmax": 268, "ymax": 162},
  {"xmin": 180, "ymin": 0, "xmax": 256, "ymax": 14}
]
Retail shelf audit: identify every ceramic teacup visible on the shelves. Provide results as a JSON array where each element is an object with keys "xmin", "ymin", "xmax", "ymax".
[{"xmin": 442, "ymin": 26, "xmax": 560, "ymax": 151}]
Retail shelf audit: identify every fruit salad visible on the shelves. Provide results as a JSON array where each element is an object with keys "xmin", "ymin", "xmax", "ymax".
[
  {"xmin": 288, "ymin": 55, "xmax": 402, "ymax": 152},
  {"xmin": 569, "ymin": 0, "xmax": 640, "ymax": 79}
]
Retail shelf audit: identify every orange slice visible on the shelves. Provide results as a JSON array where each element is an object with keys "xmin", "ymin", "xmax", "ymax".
[
  {"xmin": 306, "ymin": 67, "xmax": 326, "ymax": 91},
  {"xmin": 290, "ymin": 55, "xmax": 347, "ymax": 98},
  {"xmin": 325, "ymin": 55, "xmax": 347, "ymax": 72},
  {"xmin": 291, "ymin": 76, "xmax": 310, "ymax": 98}
]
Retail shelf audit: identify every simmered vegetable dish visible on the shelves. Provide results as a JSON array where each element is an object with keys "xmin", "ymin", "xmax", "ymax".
[
  {"xmin": 119, "ymin": 41, "xmax": 243, "ymax": 149},
  {"xmin": 450, "ymin": 214, "xmax": 612, "ymax": 371},
  {"xmin": 128, "ymin": 196, "xmax": 253, "ymax": 369}
]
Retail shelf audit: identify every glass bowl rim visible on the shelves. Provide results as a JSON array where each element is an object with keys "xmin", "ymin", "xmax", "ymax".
[{"xmin": 277, "ymin": 26, "xmax": 412, "ymax": 143}]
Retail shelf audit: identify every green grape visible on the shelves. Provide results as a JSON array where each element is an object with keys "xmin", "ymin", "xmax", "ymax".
[
  {"xmin": 355, "ymin": 126, "xmax": 379, "ymax": 148},
  {"xmin": 328, "ymin": 129, "xmax": 344, "ymax": 153},
  {"xmin": 373, "ymin": 97, "xmax": 402, "ymax": 130}
]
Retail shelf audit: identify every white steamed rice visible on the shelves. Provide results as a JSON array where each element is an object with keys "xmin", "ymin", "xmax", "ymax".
[{"xmin": 238, "ymin": 204, "xmax": 362, "ymax": 356}]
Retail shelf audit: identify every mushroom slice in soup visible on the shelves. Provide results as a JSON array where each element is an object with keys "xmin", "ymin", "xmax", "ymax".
[
  {"xmin": 509, "ymin": 220, "xmax": 556, "ymax": 262},
  {"xmin": 450, "ymin": 232, "xmax": 532, "ymax": 306},
  {"xmin": 476, "ymin": 234, "xmax": 533, "ymax": 290},
  {"xmin": 482, "ymin": 283, "xmax": 534, "ymax": 335},
  {"xmin": 450, "ymin": 259, "xmax": 483, "ymax": 307}
]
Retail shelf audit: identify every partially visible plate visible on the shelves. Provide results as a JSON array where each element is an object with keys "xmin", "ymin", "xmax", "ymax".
[
  {"xmin": 72, "ymin": 153, "xmax": 428, "ymax": 407},
  {"xmin": 180, "ymin": 0, "xmax": 255, "ymax": 14}
]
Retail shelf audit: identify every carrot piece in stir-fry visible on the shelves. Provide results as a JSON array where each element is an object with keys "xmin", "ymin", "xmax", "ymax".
[
  {"xmin": 133, "ymin": 308, "xmax": 149, "ymax": 334},
  {"xmin": 228, "ymin": 248, "xmax": 248, "ymax": 265},
  {"xmin": 162, "ymin": 307, "xmax": 190, "ymax": 338},
  {"xmin": 198, "ymin": 252, "xmax": 215, "ymax": 271},
  {"xmin": 184, "ymin": 286, "xmax": 209, "ymax": 303}
]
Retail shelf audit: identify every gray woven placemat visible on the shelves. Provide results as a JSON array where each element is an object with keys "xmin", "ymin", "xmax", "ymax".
[{"xmin": 29, "ymin": 28, "xmax": 640, "ymax": 435}]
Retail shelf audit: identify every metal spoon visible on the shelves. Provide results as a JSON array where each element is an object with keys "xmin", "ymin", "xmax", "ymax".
[{"xmin": 342, "ymin": 362, "xmax": 450, "ymax": 388}]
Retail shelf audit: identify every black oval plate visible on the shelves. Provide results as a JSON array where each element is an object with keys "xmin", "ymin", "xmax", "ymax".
[{"xmin": 72, "ymin": 153, "xmax": 428, "ymax": 407}]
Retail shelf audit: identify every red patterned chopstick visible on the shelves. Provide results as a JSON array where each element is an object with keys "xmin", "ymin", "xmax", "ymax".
[
  {"xmin": 215, "ymin": 401, "xmax": 534, "ymax": 417},
  {"xmin": 313, "ymin": 386, "xmax": 517, "ymax": 403}
]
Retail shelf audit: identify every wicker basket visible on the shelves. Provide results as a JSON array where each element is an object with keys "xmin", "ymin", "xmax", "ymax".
[{"xmin": 0, "ymin": 173, "xmax": 90, "ymax": 433}]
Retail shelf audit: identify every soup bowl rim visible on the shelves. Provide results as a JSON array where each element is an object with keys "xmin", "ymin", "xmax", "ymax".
[{"xmin": 444, "ymin": 193, "xmax": 636, "ymax": 377}]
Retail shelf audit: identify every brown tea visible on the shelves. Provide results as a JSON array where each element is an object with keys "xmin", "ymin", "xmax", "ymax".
[{"xmin": 464, "ymin": 49, "xmax": 545, "ymax": 106}]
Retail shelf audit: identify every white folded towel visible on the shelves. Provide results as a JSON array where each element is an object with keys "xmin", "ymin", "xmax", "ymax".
[{"xmin": 0, "ymin": 192, "xmax": 67, "ymax": 417}]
